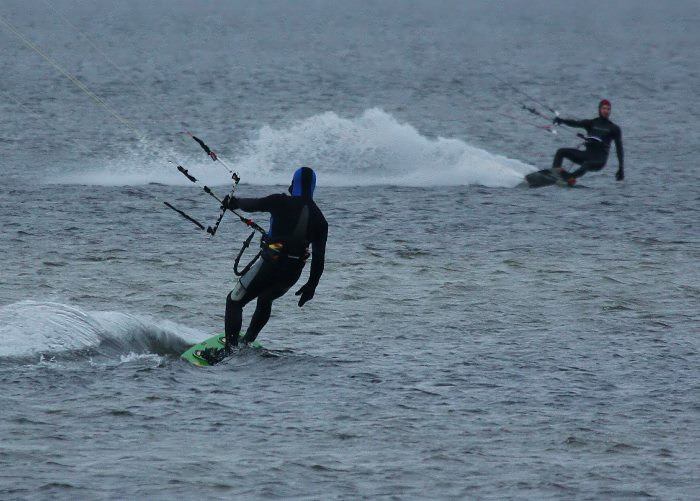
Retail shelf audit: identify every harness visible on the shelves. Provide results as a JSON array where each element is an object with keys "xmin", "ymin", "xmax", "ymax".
[
  {"xmin": 262, "ymin": 205, "xmax": 311, "ymax": 262},
  {"xmin": 233, "ymin": 205, "xmax": 310, "ymax": 276},
  {"xmin": 262, "ymin": 239, "xmax": 310, "ymax": 262}
]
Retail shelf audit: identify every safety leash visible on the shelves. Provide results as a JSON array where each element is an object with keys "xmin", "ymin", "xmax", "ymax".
[{"xmin": 233, "ymin": 231, "xmax": 261, "ymax": 277}]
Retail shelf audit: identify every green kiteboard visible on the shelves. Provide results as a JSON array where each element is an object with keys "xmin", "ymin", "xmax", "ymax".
[{"xmin": 181, "ymin": 333, "xmax": 263, "ymax": 366}]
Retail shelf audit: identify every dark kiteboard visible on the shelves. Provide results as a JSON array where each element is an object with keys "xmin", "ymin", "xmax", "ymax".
[{"xmin": 524, "ymin": 168, "xmax": 583, "ymax": 188}]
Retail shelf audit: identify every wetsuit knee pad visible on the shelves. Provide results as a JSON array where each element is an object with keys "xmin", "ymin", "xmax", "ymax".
[
  {"xmin": 229, "ymin": 281, "xmax": 247, "ymax": 302},
  {"xmin": 229, "ymin": 260, "xmax": 263, "ymax": 301}
]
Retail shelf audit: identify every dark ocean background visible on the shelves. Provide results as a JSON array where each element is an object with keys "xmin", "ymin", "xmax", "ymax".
[{"xmin": 1, "ymin": 1, "xmax": 699, "ymax": 499}]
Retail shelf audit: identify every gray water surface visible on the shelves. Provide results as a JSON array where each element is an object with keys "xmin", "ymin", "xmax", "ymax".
[{"xmin": 1, "ymin": 1, "xmax": 699, "ymax": 499}]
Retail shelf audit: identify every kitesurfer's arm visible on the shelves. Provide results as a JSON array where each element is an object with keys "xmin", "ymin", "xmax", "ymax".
[
  {"xmin": 553, "ymin": 117, "xmax": 592, "ymax": 129},
  {"xmin": 295, "ymin": 219, "xmax": 327, "ymax": 307},
  {"xmin": 308, "ymin": 226, "xmax": 327, "ymax": 288},
  {"xmin": 224, "ymin": 194, "xmax": 282, "ymax": 213},
  {"xmin": 614, "ymin": 128, "xmax": 624, "ymax": 181}
]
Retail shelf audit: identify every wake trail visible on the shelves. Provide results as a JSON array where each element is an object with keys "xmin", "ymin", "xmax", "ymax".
[
  {"xmin": 0, "ymin": 300, "xmax": 202, "ymax": 363},
  {"xmin": 56, "ymin": 108, "xmax": 534, "ymax": 188}
]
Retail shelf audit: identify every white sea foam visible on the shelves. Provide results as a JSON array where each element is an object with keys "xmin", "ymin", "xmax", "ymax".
[{"xmin": 57, "ymin": 109, "xmax": 532, "ymax": 188}]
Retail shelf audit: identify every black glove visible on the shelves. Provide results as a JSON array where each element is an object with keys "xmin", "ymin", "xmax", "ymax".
[
  {"xmin": 553, "ymin": 116, "xmax": 563, "ymax": 125},
  {"xmin": 615, "ymin": 168, "xmax": 624, "ymax": 181},
  {"xmin": 295, "ymin": 283, "xmax": 316, "ymax": 307},
  {"xmin": 222, "ymin": 195, "xmax": 239, "ymax": 210}
]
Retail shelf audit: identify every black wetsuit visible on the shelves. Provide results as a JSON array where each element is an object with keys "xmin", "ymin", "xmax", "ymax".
[
  {"xmin": 224, "ymin": 169, "xmax": 328, "ymax": 347},
  {"xmin": 552, "ymin": 116, "xmax": 624, "ymax": 179}
]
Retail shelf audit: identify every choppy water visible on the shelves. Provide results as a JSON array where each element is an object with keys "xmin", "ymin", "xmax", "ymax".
[{"xmin": 2, "ymin": 1, "xmax": 699, "ymax": 499}]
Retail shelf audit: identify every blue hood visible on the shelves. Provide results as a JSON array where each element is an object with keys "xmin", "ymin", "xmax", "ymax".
[{"xmin": 289, "ymin": 167, "xmax": 316, "ymax": 199}]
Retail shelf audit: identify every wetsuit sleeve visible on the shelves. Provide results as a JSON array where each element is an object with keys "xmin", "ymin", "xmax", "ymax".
[
  {"xmin": 559, "ymin": 118, "xmax": 592, "ymax": 129},
  {"xmin": 615, "ymin": 127, "xmax": 624, "ymax": 168},
  {"xmin": 307, "ymin": 221, "xmax": 328, "ymax": 288},
  {"xmin": 235, "ymin": 195, "xmax": 283, "ymax": 213}
]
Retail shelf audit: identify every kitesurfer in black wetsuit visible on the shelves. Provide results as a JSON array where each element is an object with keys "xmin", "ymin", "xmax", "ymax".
[
  {"xmin": 218, "ymin": 166, "xmax": 328, "ymax": 355},
  {"xmin": 552, "ymin": 99, "xmax": 624, "ymax": 185}
]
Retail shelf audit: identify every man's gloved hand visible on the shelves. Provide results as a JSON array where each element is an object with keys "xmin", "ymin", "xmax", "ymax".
[
  {"xmin": 295, "ymin": 283, "xmax": 316, "ymax": 307},
  {"xmin": 615, "ymin": 168, "xmax": 624, "ymax": 181},
  {"xmin": 222, "ymin": 195, "xmax": 239, "ymax": 210}
]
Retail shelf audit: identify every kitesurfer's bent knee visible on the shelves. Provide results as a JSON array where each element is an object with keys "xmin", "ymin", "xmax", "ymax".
[
  {"xmin": 571, "ymin": 160, "xmax": 606, "ymax": 179},
  {"xmin": 552, "ymin": 148, "xmax": 587, "ymax": 169}
]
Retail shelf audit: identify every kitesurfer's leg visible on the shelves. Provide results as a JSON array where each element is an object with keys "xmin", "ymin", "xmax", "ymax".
[
  {"xmin": 242, "ymin": 285, "xmax": 290, "ymax": 343},
  {"xmin": 552, "ymin": 148, "xmax": 585, "ymax": 169},
  {"xmin": 570, "ymin": 159, "xmax": 606, "ymax": 179},
  {"xmin": 194, "ymin": 293, "xmax": 248, "ymax": 364},
  {"xmin": 224, "ymin": 261, "xmax": 265, "ymax": 350},
  {"xmin": 225, "ymin": 293, "xmax": 245, "ymax": 349}
]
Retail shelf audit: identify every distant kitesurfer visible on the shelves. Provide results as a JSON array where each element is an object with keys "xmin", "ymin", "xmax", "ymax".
[
  {"xmin": 551, "ymin": 99, "xmax": 624, "ymax": 185},
  {"xmin": 211, "ymin": 166, "xmax": 328, "ymax": 360}
]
